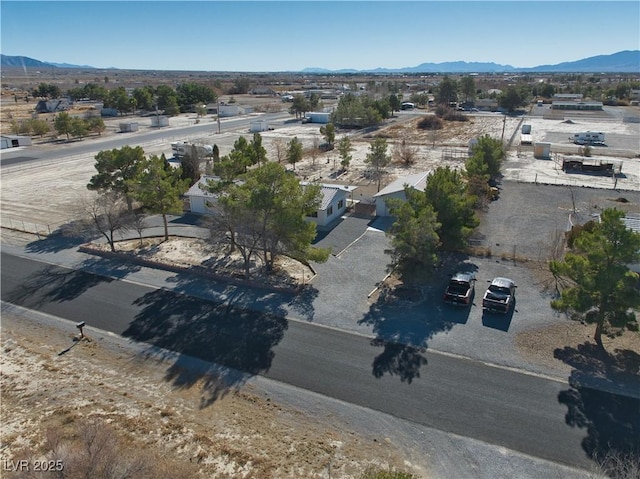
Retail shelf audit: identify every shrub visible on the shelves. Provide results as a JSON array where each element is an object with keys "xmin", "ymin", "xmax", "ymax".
[
  {"xmin": 442, "ymin": 110, "xmax": 469, "ymax": 122},
  {"xmin": 434, "ymin": 104, "xmax": 449, "ymax": 117},
  {"xmin": 417, "ymin": 115, "xmax": 443, "ymax": 130},
  {"xmin": 565, "ymin": 220, "xmax": 597, "ymax": 249}
]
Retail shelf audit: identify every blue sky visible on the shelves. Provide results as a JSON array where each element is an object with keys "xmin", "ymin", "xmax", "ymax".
[{"xmin": 1, "ymin": 1, "xmax": 638, "ymax": 71}]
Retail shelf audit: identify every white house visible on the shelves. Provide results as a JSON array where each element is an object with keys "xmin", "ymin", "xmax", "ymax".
[
  {"xmin": 186, "ymin": 176, "xmax": 357, "ymax": 229},
  {"xmin": 304, "ymin": 183, "xmax": 358, "ymax": 228},
  {"xmin": 184, "ymin": 175, "xmax": 223, "ymax": 215},
  {"xmin": 373, "ymin": 171, "xmax": 430, "ymax": 217},
  {"xmin": 1, "ymin": 135, "xmax": 32, "ymax": 149}
]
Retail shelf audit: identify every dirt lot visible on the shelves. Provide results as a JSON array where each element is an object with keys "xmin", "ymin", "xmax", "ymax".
[{"xmin": 1, "ymin": 311, "xmax": 416, "ymax": 479}]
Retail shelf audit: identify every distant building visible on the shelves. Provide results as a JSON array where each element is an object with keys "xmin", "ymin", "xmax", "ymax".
[
  {"xmin": 551, "ymin": 101, "xmax": 603, "ymax": 111},
  {"xmin": 35, "ymin": 98, "xmax": 72, "ymax": 113},
  {"xmin": 475, "ymin": 99, "xmax": 498, "ymax": 111},
  {"xmin": 250, "ymin": 86, "xmax": 277, "ymax": 96},
  {"xmin": 553, "ymin": 93, "xmax": 583, "ymax": 101},
  {"xmin": 150, "ymin": 115, "xmax": 169, "ymax": 127},
  {"xmin": 1, "ymin": 135, "xmax": 32, "ymax": 149},
  {"xmin": 119, "ymin": 122, "xmax": 139, "ymax": 133},
  {"xmin": 305, "ymin": 112, "xmax": 330, "ymax": 124}
]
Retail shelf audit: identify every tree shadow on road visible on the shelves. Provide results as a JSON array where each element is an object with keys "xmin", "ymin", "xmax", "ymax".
[
  {"xmin": 24, "ymin": 220, "xmax": 98, "ymax": 254},
  {"xmin": 359, "ymin": 256, "xmax": 478, "ymax": 384},
  {"xmin": 287, "ymin": 285, "xmax": 319, "ymax": 321},
  {"xmin": 164, "ymin": 270, "xmax": 300, "ymax": 320},
  {"xmin": 3, "ymin": 263, "xmax": 118, "ymax": 308},
  {"xmin": 124, "ymin": 284, "xmax": 289, "ymax": 408},
  {"xmin": 554, "ymin": 342, "xmax": 640, "ymax": 478}
]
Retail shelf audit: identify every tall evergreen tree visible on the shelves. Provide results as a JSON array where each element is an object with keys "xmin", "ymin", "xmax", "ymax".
[
  {"xmin": 128, "ymin": 155, "xmax": 190, "ymax": 240},
  {"xmin": 424, "ymin": 167, "xmax": 478, "ymax": 250},
  {"xmin": 386, "ymin": 188, "xmax": 441, "ymax": 273},
  {"xmin": 88, "ymin": 146, "xmax": 146, "ymax": 211},
  {"xmin": 550, "ymin": 208, "xmax": 640, "ymax": 349}
]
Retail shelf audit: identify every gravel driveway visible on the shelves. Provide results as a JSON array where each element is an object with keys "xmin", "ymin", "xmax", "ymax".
[{"xmin": 295, "ymin": 180, "xmax": 640, "ymax": 378}]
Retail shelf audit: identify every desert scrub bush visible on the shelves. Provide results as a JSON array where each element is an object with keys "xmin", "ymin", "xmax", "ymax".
[
  {"xmin": 434, "ymin": 105, "xmax": 468, "ymax": 121},
  {"xmin": 9, "ymin": 419, "xmax": 199, "ymax": 479},
  {"xmin": 442, "ymin": 110, "xmax": 469, "ymax": 122},
  {"xmin": 417, "ymin": 115, "xmax": 443, "ymax": 130}
]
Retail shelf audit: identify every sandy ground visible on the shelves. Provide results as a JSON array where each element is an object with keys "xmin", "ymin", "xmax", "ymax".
[{"xmin": 0, "ymin": 310, "xmax": 417, "ymax": 479}]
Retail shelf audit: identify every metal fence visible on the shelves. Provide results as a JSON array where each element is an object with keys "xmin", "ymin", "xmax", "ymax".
[
  {"xmin": 466, "ymin": 237, "xmax": 564, "ymax": 264},
  {"xmin": 1, "ymin": 217, "xmax": 61, "ymax": 237}
]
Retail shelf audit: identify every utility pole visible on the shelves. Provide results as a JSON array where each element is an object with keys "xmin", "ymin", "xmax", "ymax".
[
  {"xmin": 500, "ymin": 113, "xmax": 507, "ymax": 143},
  {"xmin": 217, "ymin": 100, "xmax": 221, "ymax": 134}
]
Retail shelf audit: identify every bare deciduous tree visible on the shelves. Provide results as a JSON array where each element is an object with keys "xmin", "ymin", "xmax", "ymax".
[
  {"xmin": 83, "ymin": 192, "xmax": 131, "ymax": 251},
  {"xmin": 272, "ymin": 137, "xmax": 286, "ymax": 164},
  {"xmin": 310, "ymin": 137, "xmax": 320, "ymax": 167},
  {"xmin": 393, "ymin": 139, "xmax": 419, "ymax": 166}
]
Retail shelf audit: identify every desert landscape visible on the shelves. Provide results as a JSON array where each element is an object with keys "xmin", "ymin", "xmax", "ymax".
[{"xmin": 2, "ymin": 83, "xmax": 640, "ymax": 478}]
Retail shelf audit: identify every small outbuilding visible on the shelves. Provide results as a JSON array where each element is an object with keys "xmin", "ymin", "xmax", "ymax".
[
  {"xmin": 184, "ymin": 175, "xmax": 223, "ymax": 215},
  {"xmin": 119, "ymin": 122, "xmax": 139, "ymax": 133},
  {"xmin": 185, "ymin": 176, "xmax": 246, "ymax": 215},
  {"xmin": 250, "ymin": 120, "xmax": 269, "ymax": 132},
  {"xmin": 373, "ymin": 171, "xmax": 430, "ymax": 217},
  {"xmin": 305, "ymin": 112, "xmax": 331, "ymax": 124},
  {"xmin": 533, "ymin": 142, "xmax": 551, "ymax": 159},
  {"xmin": 1, "ymin": 135, "xmax": 32, "ymax": 149},
  {"xmin": 150, "ymin": 116, "xmax": 169, "ymax": 127},
  {"xmin": 218, "ymin": 104, "xmax": 244, "ymax": 117}
]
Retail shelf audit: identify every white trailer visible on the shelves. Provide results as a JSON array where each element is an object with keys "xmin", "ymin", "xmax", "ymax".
[
  {"xmin": 171, "ymin": 142, "xmax": 213, "ymax": 158},
  {"xmin": 571, "ymin": 131, "xmax": 606, "ymax": 145}
]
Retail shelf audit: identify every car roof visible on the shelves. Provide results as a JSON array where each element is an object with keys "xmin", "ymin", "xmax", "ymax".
[
  {"xmin": 490, "ymin": 277, "xmax": 515, "ymax": 288},
  {"xmin": 451, "ymin": 272, "xmax": 475, "ymax": 282}
]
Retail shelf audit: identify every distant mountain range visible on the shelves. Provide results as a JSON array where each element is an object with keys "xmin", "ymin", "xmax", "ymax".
[
  {"xmin": 2, "ymin": 50, "xmax": 639, "ymax": 73},
  {"xmin": 1, "ymin": 54, "xmax": 97, "ymax": 69},
  {"xmin": 302, "ymin": 51, "xmax": 640, "ymax": 74}
]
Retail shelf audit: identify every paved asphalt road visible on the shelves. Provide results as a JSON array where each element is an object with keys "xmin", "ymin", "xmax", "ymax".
[
  {"xmin": 4, "ymin": 251, "xmax": 622, "ymax": 471},
  {"xmin": 0, "ymin": 111, "xmax": 291, "ymax": 168}
]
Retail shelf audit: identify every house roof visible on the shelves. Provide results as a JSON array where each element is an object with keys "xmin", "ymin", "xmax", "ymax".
[
  {"xmin": 623, "ymin": 216, "xmax": 640, "ymax": 234},
  {"xmin": 1, "ymin": 135, "xmax": 30, "ymax": 140},
  {"xmin": 185, "ymin": 175, "xmax": 222, "ymax": 198},
  {"xmin": 301, "ymin": 182, "xmax": 357, "ymax": 211},
  {"xmin": 373, "ymin": 171, "xmax": 430, "ymax": 197}
]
